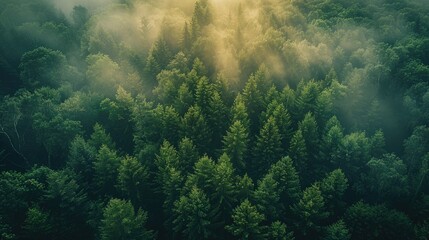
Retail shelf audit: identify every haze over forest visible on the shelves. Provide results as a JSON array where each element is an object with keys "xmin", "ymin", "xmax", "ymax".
[{"xmin": 1, "ymin": 0, "xmax": 429, "ymax": 239}]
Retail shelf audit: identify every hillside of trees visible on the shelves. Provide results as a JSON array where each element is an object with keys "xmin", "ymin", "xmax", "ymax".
[{"xmin": 1, "ymin": 0, "xmax": 429, "ymax": 239}]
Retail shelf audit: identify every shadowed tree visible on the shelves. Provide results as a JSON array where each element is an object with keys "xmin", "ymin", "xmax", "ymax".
[
  {"xmin": 251, "ymin": 117, "xmax": 283, "ymax": 179},
  {"xmin": 222, "ymin": 120, "xmax": 249, "ymax": 173},
  {"xmin": 173, "ymin": 186, "xmax": 213, "ymax": 239},
  {"xmin": 226, "ymin": 199, "xmax": 266, "ymax": 240},
  {"xmin": 100, "ymin": 199, "xmax": 155, "ymax": 240}
]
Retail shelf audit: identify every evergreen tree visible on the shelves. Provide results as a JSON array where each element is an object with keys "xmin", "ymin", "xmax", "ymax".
[
  {"xmin": 231, "ymin": 93, "xmax": 250, "ymax": 131},
  {"xmin": 146, "ymin": 37, "xmax": 172, "ymax": 78},
  {"xmin": 291, "ymin": 184, "xmax": 328, "ymax": 238},
  {"xmin": 155, "ymin": 141, "xmax": 179, "ymax": 189},
  {"xmin": 254, "ymin": 173, "xmax": 281, "ymax": 221},
  {"xmin": 117, "ymin": 156, "xmax": 150, "ymax": 205},
  {"xmin": 323, "ymin": 220, "xmax": 350, "ymax": 240},
  {"xmin": 93, "ymin": 145, "xmax": 121, "ymax": 196},
  {"xmin": 173, "ymin": 186, "xmax": 213, "ymax": 239},
  {"xmin": 317, "ymin": 169, "xmax": 348, "ymax": 216},
  {"xmin": 100, "ymin": 199, "xmax": 155, "ymax": 240},
  {"xmin": 289, "ymin": 129, "xmax": 308, "ymax": 183},
  {"xmin": 268, "ymin": 221, "xmax": 294, "ymax": 240},
  {"xmin": 222, "ymin": 120, "xmax": 249, "ymax": 173},
  {"xmin": 88, "ymin": 123, "xmax": 115, "ymax": 151},
  {"xmin": 178, "ymin": 137, "xmax": 199, "ymax": 174},
  {"xmin": 181, "ymin": 105, "xmax": 212, "ymax": 154},
  {"xmin": 252, "ymin": 117, "xmax": 283, "ymax": 179},
  {"xmin": 268, "ymin": 157, "xmax": 301, "ymax": 208},
  {"xmin": 226, "ymin": 199, "xmax": 266, "ymax": 240},
  {"xmin": 242, "ymin": 74, "xmax": 265, "ymax": 134}
]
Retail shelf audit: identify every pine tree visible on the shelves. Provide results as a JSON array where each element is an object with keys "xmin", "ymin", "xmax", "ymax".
[
  {"xmin": 242, "ymin": 75, "xmax": 265, "ymax": 134},
  {"xmin": 155, "ymin": 140, "xmax": 179, "ymax": 189},
  {"xmin": 117, "ymin": 156, "xmax": 150, "ymax": 205},
  {"xmin": 88, "ymin": 123, "xmax": 115, "ymax": 150},
  {"xmin": 181, "ymin": 105, "xmax": 211, "ymax": 154},
  {"xmin": 231, "ymin": 93, "xmax": 250, "ymax": 131},
  {"xmin": 222, "ymin": 120, "xmax": 249, "ymax": 173},
  {"xmin": 268, "ymin": 157, "xmax": 301, "ymax": 208},
  {"xmin": 100, "ymin": 199, "xmax": 155, "ymax": 240},
  {"xmin": 289, "ymin": 129, "xmax": 308, "ymax": 182},
  {"xmin": 252, "ymin": 117, "xmax": 283, "ymax": 179},
  {"xmin": 93, "ymin": 145, "xmax": 121, "ymax": 196},
  {"xmin": 254, "ymin": 173, "xmax": 281, "ymax": 221},
  {"xmin": 173, "ymin": 186, "xmax": 213, "ymax": 239},
  {"xmin": 316, "ymin": 169, "xmax": 348, "ymax": 216},
  {"xmin": 262, "ymin": 100, "xmax": 293, "ymax": 147},
  {"xmin": 145, "ymin": 37, "xmax": 172, "ymax": 78},
  {"xmin": 178, "ymin": 137, "xmax": 199, "ymax": 174},
  {"xmin": 226, "ymin": 199, "xmax": 266, "ymax": 240},
  {"xmin": 268, "ymin": 221, "xmax": 294, "ymax": 240},
  {"xmin": 291, "ymin": 184, "xmax": 328, "ymax": 238}
]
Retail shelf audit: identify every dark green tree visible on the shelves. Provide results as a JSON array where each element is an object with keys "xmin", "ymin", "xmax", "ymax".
[
  {"xmin": 289, "ymin": 129, "xmax": 308, "ymax": 182},
  {"xmin": 251, "ymin": 117, "xmax": 283, "ymax": 179},
  {"xmin": 344, "ymin": 202, "xmax": 414, "ymax": 240},
  {"xmin": 173, "ymin": 186, "xmax": 213, "ymax": 239},
  {"xmin": 291, "ymin": 184, "xmax": 328, "ymax": 238},
  {"xmin": 93, "ymin": 145, "xmax": 121, "ymax": 196},
  {"xmin": 117, "ymin": 156, "xmax": 150, "ymax": 205},
  {"xmin": 323, "ymin": 220, "xmax": 350, "ymax": 240},
  {"xmin": 146, "ymin": 37, "xmax": 172, "ymax": 78},
  {"xmin": 222, "ymin": 120, "xmax": 249, "ymax": 173},
  {"xmin": 181, "ymin": 105, "xmax": 211, "ymax": 154},
  {"xmin": 178, "ymin": 137, "xmax": 199, "ymax": 174},
  {"xmin": 268, "ymin": 157, "xmax": 301, "ymax": 208},
  {"xmin": 100, "ymin": 199, "xmax": 155, "ymax": 240},
  {"xmin": 268, "ymin": 221, "xmax": 294, "ymax": 240},
  {"xmin": 226, "ymin": 199, "xmax": 266, "ymax": 240}
]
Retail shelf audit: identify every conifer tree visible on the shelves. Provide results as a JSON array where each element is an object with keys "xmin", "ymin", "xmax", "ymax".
[
  {"xmin": 252, "ymin": 117, "xmax": 283, "ymax": 179},
  {"xmin": 226, "ymin": 199, "xmax": 266, "ymax": 240},
  {"xmin": 181, "ymin": 105, "xmax": 211, "ymax": 154},
  {"xmin": 222, "ymin": 120, "xmax": 249, "ymax": 173},
  {"xmin": 100, "ymin": 199, "xmax": 155, "ymax": 240},
  {"xmin": 173, "ymin": 186, "xmax": 213, "ymax": 239}
]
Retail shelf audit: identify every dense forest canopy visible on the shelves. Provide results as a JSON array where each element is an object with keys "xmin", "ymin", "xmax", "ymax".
[{"xmin": 1, "ymin": 0, "xmax": 429, "ymax": 239}]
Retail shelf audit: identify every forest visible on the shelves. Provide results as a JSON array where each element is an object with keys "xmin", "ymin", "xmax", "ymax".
[{"xmin": 0, "ymin": 0, "xmax": 428, "ymax": 239}]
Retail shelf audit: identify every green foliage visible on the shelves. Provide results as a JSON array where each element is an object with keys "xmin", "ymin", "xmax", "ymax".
[
  {"xmin": 344, "ymin": 202, "xmax": 414, "ymax": 240},
  {"xmin": 226, "ymin": 199, "xmax": 266, "ymax": 240},
  {"xmin": 364, "ymin": 153, "xmax": 409, "ymax": 200},
  {"xmin": 173, "ymin": 186, "xmax": 213, "ymax": 239},
  {"xmin": 19, "ymin": 47, "xmax": 74, "ymax": 89},
  {"xmin": 93, "ymin": 145, "xmax": 121, "ymax": 196},
  {"xmin": 1, "ymin": 0, "xmax": 429, "ymax": 238},
  {"xmin": 22, "ymin": 206, "xmax": 52, "ymax": 239},
  {"xmin": 323, "ymin": 220, "xmax": 350, "ymax": 240},
  {"xmin": 222, "ymin": 120, "xmax": 249, "ymax": 173},
  {"xmin": 146, "ymin": 37, "xmax": 173, "ymax": 78},
  {"xmin": 254, "ymin": 173, "xmax": 281, "ymax": 221},
  {"xmin": 291, "ymin": 184, "xmax": 328, "ymax": 238},
  {"xmin": 117, "ymin": 156, "xmax": 150, "ymax": 204},
  {"xmin": 289, "ymin": 129, "xmax": 308, "ymax": 181},
  {"xmin": 252, "ymin": 117, "xmax": 283, "ymax": 178},
  {"xmin": 181, "ymin": 105, "xmax": 211, "ymax": 154},
  {"xmin": 178, "ymin": 137, "xmax": 199, "ymax": 174},
  {"xmin": 268, "ymin": 157, "xmax": 301, "ymax": 207},
  {"xmin": 268, "ymin": 221, "xmax": 294, "ymax": 240},
  {"xmin": 88, "ymin": 123, "xmax": 115, "ymax": 151},
  {"xmin": 100, "ymin": 199, "xmax": 154, "ymax": 240}
]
